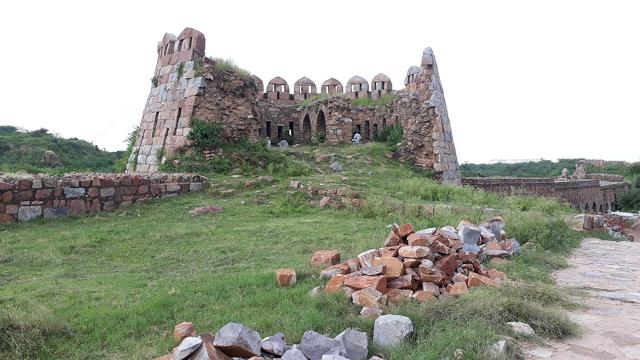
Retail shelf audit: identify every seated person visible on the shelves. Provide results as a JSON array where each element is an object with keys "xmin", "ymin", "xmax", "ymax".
[{"xmin": 352, "ymin": 131, "xmax": 362, "ymax": 144}]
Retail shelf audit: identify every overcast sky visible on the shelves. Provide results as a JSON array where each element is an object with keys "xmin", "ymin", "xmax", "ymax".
[{"xmin": 1, "ymin": 0, "xmax": 638, "ymax": 163}]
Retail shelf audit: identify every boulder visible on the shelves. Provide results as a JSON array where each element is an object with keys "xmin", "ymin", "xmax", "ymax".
[
  {"xmin": 330, "ymin": 162, "xmax": 343, "ymax": 172},
  {"xmin": 335, "ymin": 328, "xmax": 368, "ymax": 360},
  {"xmin": 189, "ymin": 341, "xmax": 231, "ymax": 360},
  {"xmin": 325, "ymin": 275, "xmax": 346, "ymax": 293},
  {"xmin": 447, "ymin": 282, "xmax": 468, "ymax": 296},
  {"xmin": 213, "ymin": 322, "xmax": 262, "ymax": 358},
  {"xmin": 261, "ymin": 332, "xmax": 286, "ymax": 356},
  {"xmin": 311, "ymin": 250, "xmax": 341, "ymax": 267},
  {"xmin": 373, "ymin": 315, "xmax": 414, "ymax": 349},
  {"xmin": 486, "ymin": 340, "xmax": 507, "ymax": 360},
  {"xmin": 506, "ymin": 321, "xmax": 535, "ymax": 336},
  {"xmin": 275, "ymin": 268, "xmax": 297, "ymax": 287},
  {"xmin": 372, "ymin": 257, "xmax": 404, "ymax": 278},
  {"xmin": 458, "ymin": 223, "xmax": 481, "ymax": 245},
  {"xmin": 344, "ymin": 275, "xmax": 387, "ymax": 293},
  {"xmin": 173, "ymin": 321, "xmax": 196, "ymax": 344},
  {"xmin": 298, "ymin": 330, "xmax": 343, "ymax": 360},
  {"xmin": 173, "ymin": 336, "xmax": 203, "ymax": 360},
  {"xmin": 282, "ymin": 348, "xmax": 308, "ymax": 360}
]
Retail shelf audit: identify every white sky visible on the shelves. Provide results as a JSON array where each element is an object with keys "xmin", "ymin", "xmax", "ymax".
[{"xmin": 1, "ymin": 0, "xmax": 638, "ymax": 163}]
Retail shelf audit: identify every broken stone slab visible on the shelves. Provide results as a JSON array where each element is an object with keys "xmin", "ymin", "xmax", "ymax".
[
  {"xmin": 275, "ymin": 268, "xmax": 297, "ymax": 287},
  {"xmin": 344, "ymin": 275, "xmax": 387, "ymax": 293},
  {"xmin": 17, "ymin": 206, "xmax": 42, "ymax": 222},
  {"xmin": 173, "ymin": 336, "xmax": 203, "ymax": 360},
  {"xmin": 398, "ymin": 246, "xmax": 430, "ymax": 258},
  {"xmin": 335, "ymin": 328, "xmax": 368, "ymax": 360},
  {"xmin": 458, "ymin": 222, "xmax": 482, "ymax": 245},
  {"xmin": 213, "ymin": 322, "xmax": 262, "ymax": 358},
  {"xmin": 373, "ymin": 315, "xmax": 413, "ymax": 349},
  {"xmin": 361, "ymin": 264, "xmax": 385, "ymax": 276},
  {"xmin": 352, "ymin": 287, "xmax": 386, "ymax": 308},
  {"xmin": 282, "ymin": 348, "xmax": 307, "ymax": 360},
  {"xmin": 261, "ymin": 332, "xmax": 286, "ymax": 356},
  {"xmin": 311, "ymin": 250, "xmax": 341, "ymax": 267},
  {"xmin": 357, "ymin": 249, "xmax": 381, "ymax": 268},
  {"xmin": 174, "ymin": 321, "xmax": 196, "ymax": 344},
  {"xmin": 360, "ymin": 307, "xmax": 383, "ymax": 319},
  {"xmin": 190, "ymin": 340, "xmax": 231, "ymax": 360},
  {"xmin": 298, "ymin": 330, "xmax": 343, "ymax": 360},
  {"xmin": 506, "ymin": 321, "xmax": 535, "ymax": 336}
]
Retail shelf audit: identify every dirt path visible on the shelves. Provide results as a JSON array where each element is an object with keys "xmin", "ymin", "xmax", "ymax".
[{"xmin": 524, "ymin": 238, "xmax": 640, "ymax": 359}]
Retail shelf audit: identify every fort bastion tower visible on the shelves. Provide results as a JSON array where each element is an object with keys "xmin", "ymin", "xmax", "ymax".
[{"xmin": 128, "ymin": 27, "xmax": 461, "ymax": 184}]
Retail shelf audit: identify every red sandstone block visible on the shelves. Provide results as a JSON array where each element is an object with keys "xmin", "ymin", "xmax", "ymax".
[
  {"xmin": 0, "ymin": 213, "xmax": 16, "ymax": 224},
  {"xmin": 35, "ymin": 189, "xmax": 52, "ymax": 200},
  {"xmin": 68, "ymin": 199, "xmax": 86, "ymax": 216},
  {"xmin": 138, "ymin": 185, "xmax": 149, "ymax": 194},
  {"xmin": 0, "ymin": 182, "xmax": 14, "ymax": 191},
  {"xmin": 89, "ymin": 199, "xmax": 101, "ymax": 214},
  {"xmin": 80, "ymin": 179, "xmax": 92, "ymax": 187},
  {"xmin": 17, "ymin": 179, "xmax": 31, "ymax": 190},
  {"xmin": 87, "ymin": 187, "xmax": 100, "ymax": 197},
  {"xmin": 1, "ymin": 191, "xmax": 12, "ymax": 203},
  {"xmin": 16, "ymin": 190, "xmax": 33, "ymax": 202}
]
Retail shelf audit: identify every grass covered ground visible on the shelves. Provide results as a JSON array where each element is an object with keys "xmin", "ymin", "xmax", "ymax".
[{"xmin": 0, "ymin": 143, "xmax": 604, "ymax": 359}]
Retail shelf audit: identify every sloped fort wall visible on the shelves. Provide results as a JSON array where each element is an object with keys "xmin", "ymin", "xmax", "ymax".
[{"xmin": 128, "ymin": 27, "xmax": 461, "ymax": 184}]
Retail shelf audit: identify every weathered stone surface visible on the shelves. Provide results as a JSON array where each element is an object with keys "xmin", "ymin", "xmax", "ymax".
[
  {"xmin": 372, "ymin": 257, "xmax": 404, "ymax": 278},
  {"xmin": 275, "ymin": 268, "xmax": 297, "ymax": 287},
  {"xmin": 434, "ymin": 254, "xmax": 458, "ymax": 276},
  {"xmin": 387, "ymin": 275, "xmax": 417, "ymax": 290},
  {"xmin": 190, "ymin": 340, "xmax": 231, "ymax": 360},
  {"xmin": 447, "ymin": 282, "xmax": 468, "ymax": 296},
  {"xmin": 335, "ymin": 328, "xmax": 368, "ymax": 360},
  {"xmin": 311, "ymin": 250, "xmax": 340, "ymax": 267},
  {"xmin": 320, "ymin": 263, "xmax": 350, "ymax": 278},
  {"xmin": 213, "ymin": 322, "xmax": 262, "ymax": 358},
  {"xmin": 261, "ymin": 332, "xmax": 286, "ymax": 356},
  {"xmin": 361, "ymin": 265, "xmax": 385, "ymax": 276},
  {"xmin": 421, "ymin": 282, "xmax": 441, "ymax": 296},
  {"xmin": 17, "ymin": 206, "xmax": 42, "ymax": 222},
  {"xmin": 329, "ymin": 162, "xmax": 343, "ymax": 172},
  {"xmin": 325, "ymin": 275, "xmax": 346, "ymax": 293},
  {"xmin": 396, "ymin": 223, "xmax": 413, "ymax": 238},
  {"xmin": 486, "ymin": 268, "xmax": 507, "ymax": 281},
  {"xmin": 298, "ymin": 330, "xmax": 343, "ymax": 360},
  {"xmin": 344, "ymin": 275, "xmax": 387, "ymax": 293},
  {"xmin": 506, "ymin": 321, "xmax": 535, "ymax": 336},
  {"xmin": 352, "ymin": 288, "xmax": 385, "ymax": 308},
  {"xmin": 321, "ymin": 355, "xmax": 348, "ymax": 360},
  {"xmin": 282, "ymin": 348, "xmax": 308, "ymax": 360},
  {"xmin": 173, "ymin": 336, "xmax": 203, "ymax": 360},
  {"xmin": 487, "ymin": 340, "xmax": 507, "ymax": 360},
  {"xmin": 383, "ymin": 231, "xmax": 401, "ymax": 247},
  {"xmin": 360, "ymin": 306, "xmax": 383, "ymax": 319},
  {"xmin": 373, "ymin": 315, "xmax": 414, "ymax": 349},
  {"xmin": 407, "ymin": 233, "xmax": 431, "ymax": 246},
  {"xmin": 357, "ymin": 249, "xmax": 380, "ymax": 268},
  {"xmin": 174, "ymin": 321, "xmax": 196, "ymax": 344},
  {"xmin": 64, "ymin": 187, "xmax": 86, "ymax": 198},
  {"xmin": 412, "ymin": 290, "xmax": 437, "ymax": 302},
  {"xmin": 398, "ymin": 246, "xmax": 430, "ymax": 258},
  {"xmin": 458, "ymin": 223, "xmax": 481, "ymax": 245},
  {"xmin": 386, "ymin": 288, "xmax": 413, "ymax": 304},
  {"xmin": 467, "ymin": 272, "xmax": 497, "ymax": 288}
]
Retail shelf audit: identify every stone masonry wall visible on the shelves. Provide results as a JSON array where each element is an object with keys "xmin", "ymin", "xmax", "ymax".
[
  {"xmin": 462, "ymin": 177, "xmax": 627, "ymax": 213},
  {"xmin": 0, "ymin": 173, "xmax": 206, "ymax": 224}
]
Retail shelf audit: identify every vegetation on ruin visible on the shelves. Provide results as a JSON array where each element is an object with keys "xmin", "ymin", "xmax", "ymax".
[
  {"xmin": 461, "ymin": 159, "xmax": 632, "ymax": 179},
  {"xmin": 114, "ymin": 126, "xmax": 139, "ymax": 172},
  {"xmin": 0, "ymin": 126, "xmax": 123, "ymax": 174},
  {"xmin": 351, "ymin": 94, "xmax": 398, "ymax": 107},
  {"xmin": 150, "ymin": 76, "xmax": 158, "ymax": 87},
  {"xmin": 0, "ymin": 142, "xmax": 608, "ymax": 359},
  {"xmin": 209, "ymin": 57, "xmax": 251, "ymax": 79},
  {"xmin": 373, "ymin": 124, "xmax": 404, "ymax": 150},
  {"xmin": 176, "ymin": 62, "xmax": 185, "ymax": 79}
]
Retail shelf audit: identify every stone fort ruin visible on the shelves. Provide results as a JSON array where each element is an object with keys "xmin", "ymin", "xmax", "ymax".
[{"xmin": 127, "ymin": 27, "xmax": 461, "ymax": 184}]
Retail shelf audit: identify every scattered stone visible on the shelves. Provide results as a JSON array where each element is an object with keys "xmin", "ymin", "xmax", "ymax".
[
  {"xmin": 325, "ymin": 275, "xmax": 347, "ymax": 293},
  {"xmin": 467, "ymin": 272, "xmax": 497, "ymax": 288},
  {"xmin": 311, "ymin": 250, "xmax": 340, "ymax": 267},
  {"xmin": 174, "ymin": 321, "xmax": 196, "ymax": 344},
  {"xmin": 371, "ymin": 257, "xmax": 403, "ymax": 278},
  {"xmin": 506, "ymin": 321, "xmax": 535, "ymax": 336},
  {"xmin": 315, "ymin": 154, "xmax": 330, "ymax": 162},
  {"xmin": 261, "ymin": 333, "xmax": 286, "ymax": 356},
  {"xmin": 329, "ymin": 162, "xmax": 343, "ymax": 172},
  {"xmin": 360, "ymin": 307, "xmax": 383, "ymax": 319},
  {"xmin": 486, "ymin": 340, "xmax": 507, "ymax": 360},
  {"xmin": 213, "ymin": 322, "xmax": 262, "ymax": 358},
  {"xmin": 173, "ymin": 336, "xmax": 203, "ymax": 360},
  {"xmin": 335, "ymin": 328, "xmax": 368, "ymax": 360},
  {"xmin": 447, "ymin": 282, "xmax": 468, "ymax": 296},
  {"xmin": 398, "ymin": 246, "xmax": 430, "ymax": 258},
  {"xmin": 278, "ymin": 140, "xmax": 289, "ymax": 149},
  {"xmin": 298, "ymin": 330, "xmax": 343, "ymax": 360},
  {"xmin": 344, "ymin": 275, "xmax": 387, "ymax": 293},
  {"xmin": 319, "ymin": 196, "xmax": 332, "ymax": 208},
  {"xmin": 275, "ymin": 268, "xmax": 297, "ymax": 287},
  {"xmin": 358, "ymin": 249, "xmax": 381, "ymax": 268},
  {"xmin": 190, "ymin": 205, "xmax": 224, "ymax": 215},
  {"xmin": 373, "ymin": 315, "xmax": 414, "ymax": 349},
  {"xmin": 352, "ymin": 288, "xmax": 386, "ymax": 308}
]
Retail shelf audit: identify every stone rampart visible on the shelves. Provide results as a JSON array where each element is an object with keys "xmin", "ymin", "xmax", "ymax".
[{"xmin": 0, "ymin": 173, "xmax": 206, "ymax": 224}]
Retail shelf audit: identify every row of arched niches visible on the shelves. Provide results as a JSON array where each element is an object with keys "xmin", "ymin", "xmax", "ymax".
[{"xmin": 253, "ymin": 66, "xmax": 422, "ymax": 101}]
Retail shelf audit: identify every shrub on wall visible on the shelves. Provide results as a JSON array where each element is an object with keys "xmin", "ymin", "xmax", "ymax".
[
  {"xmin": 187, "ymin": 118, "xmax": 224, "ymax": 151},
  {"xmin": 374, "ymin": 124, "xmax": 403, "ymax": 150}
]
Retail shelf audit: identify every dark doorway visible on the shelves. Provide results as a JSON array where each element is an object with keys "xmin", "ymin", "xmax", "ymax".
[
  {"xmin": 277, "ymin": 125, "xmax": 283, "ymax": 140},
  {"xmin": 355, "ymin": 124, "xmax": 362, "ymax": 134},
  {"xmin": 364, "ymin": 121, "xmax": 370, "ymax": 141},
  {"xmin": 302, "ymin": 115, "xmax": 312, "ymax": 144},
  {"xmin": 289, "ymin": 121, "xmax": 295, "ymax": 141},
  {"xmin": 265, "ymin": 121, "xmax": 272, "ymax": 138},
  {"xmin": 316, "ymin": 111, "xmax": 326, "ymax": 140},
  {"xmin": 373, "ymin": 123, "xmax": 378, "ymax": 138}
]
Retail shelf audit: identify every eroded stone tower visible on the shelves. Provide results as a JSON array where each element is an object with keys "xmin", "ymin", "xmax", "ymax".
[{"xmin": 129, "ymin": 27, "xmax": 461, "ymax": 184}]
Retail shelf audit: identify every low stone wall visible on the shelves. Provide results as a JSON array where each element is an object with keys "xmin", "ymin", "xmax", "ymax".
[{"xmin": 0, "ymin": 173, "xmax": 206, "ymax": 224}]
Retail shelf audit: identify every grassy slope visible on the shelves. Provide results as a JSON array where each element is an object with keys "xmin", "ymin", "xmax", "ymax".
[
  {"xmin": 0, "ymin": 143, "xmax": 604, "ymax": 359},
  {"xmin": 0, "ymin": 126, "xmax": 123, "ymax": 174}
]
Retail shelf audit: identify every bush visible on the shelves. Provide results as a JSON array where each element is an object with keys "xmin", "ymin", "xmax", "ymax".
[
  {"xmin": 114, "ymin": 127, "xmax": 138, "ymax": 172},
  {"xmin": 311, "ymin": 133, "xmax": 326, "ymax": 145},
  {"xmin": 374, "ymin": 124, "xmax": 403, "ymax": 149},
  {"xmin": 187, "ymin": 118, "xmax": 224, "ymax": 151}
]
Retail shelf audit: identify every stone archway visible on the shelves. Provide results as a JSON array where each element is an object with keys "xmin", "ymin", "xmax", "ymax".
[
  {"xmin": 592, "ymin": 202, "xmax": 597, "ymax": 213},
  {"xmin": 302, "ymin": 114, "xmax": 312, "ymax": 144},
  {"xmin": 316, "ymin": 110, "xmax": 327, "ymax": 141}
]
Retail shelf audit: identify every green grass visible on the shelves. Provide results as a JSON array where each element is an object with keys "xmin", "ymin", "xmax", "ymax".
[{"xmin": 0, "ymin": 143, "xmax": 593, "ymax": 359}]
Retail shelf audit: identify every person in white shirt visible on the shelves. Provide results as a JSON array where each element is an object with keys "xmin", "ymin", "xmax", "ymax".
[{"xmin": 352, "ymin": 132, "xmax": 362, "ymax": 144}]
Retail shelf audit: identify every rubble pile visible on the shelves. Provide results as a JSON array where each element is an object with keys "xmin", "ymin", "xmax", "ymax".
[
  {"xmin": 155, "ymin": 318, "xmax": 412, "ymax": 360},
  {"xmin": 577, "ymin": 212, "xmax": 640, "ymax": 241},
  {"xmin": 315, "ymin": 218, "xmax": 517, "ymax": 310}
]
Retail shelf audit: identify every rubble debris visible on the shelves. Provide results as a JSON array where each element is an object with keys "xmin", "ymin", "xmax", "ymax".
[
  {"xmin": 506, "ymin": 321, "xmax": 535, "ymax": 336},
  {"xmin": 275, "ymin": 268, "xmax": 297, "ymax": 287},
  {"xmin": 574, "ymin": 212, "xmax": 640, "ymax": 241},
  {"xmin": 190, "ymin": 205, "xmax": 224, "ymax": 216},
  {"xmin": 373, "ymin": 315, "xmax": 414, "ymax": 349},
  {"xmin": 318, "ymin": 219, "xmax": 514, "ymax": 309}
]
